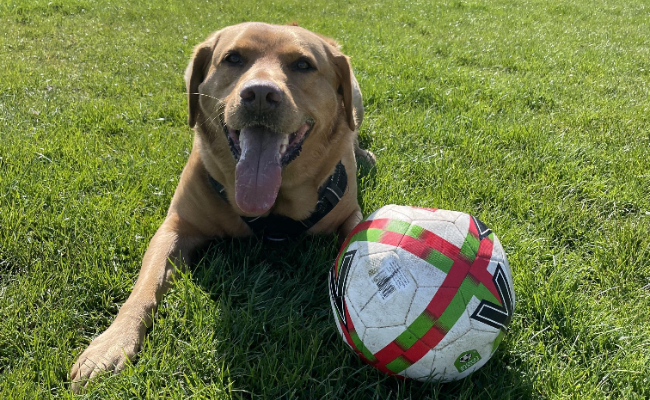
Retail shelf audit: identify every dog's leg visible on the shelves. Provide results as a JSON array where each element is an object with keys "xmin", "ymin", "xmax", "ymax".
[
  {"xmin": 337, "ymin": 207, "xmax": 363, "ymax": 246},
  {"xmin": 70, "ymin": 214, "xmax": 208, "ymax": 392},
  {"xmin": 354, "ymin": 140, "xmax": 376, "ymax": 166}
]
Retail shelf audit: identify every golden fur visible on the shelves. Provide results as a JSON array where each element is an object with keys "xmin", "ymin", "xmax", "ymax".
[{"xmin": 70, "ymin": 22, "xmax": 373, "ymax": 391}]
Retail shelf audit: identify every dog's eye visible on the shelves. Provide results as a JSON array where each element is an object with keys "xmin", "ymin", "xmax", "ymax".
[
  {"xmin": 224, "ymin": 53, "xmax": 242, "ymax": 65},
  {"xmin": 294, "ymin": 59, "xmax": 314, "ymax": 71}
]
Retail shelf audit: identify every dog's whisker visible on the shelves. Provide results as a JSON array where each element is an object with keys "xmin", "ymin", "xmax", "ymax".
[
  {"xmin": 185, "ymin": 92, "xmax": 223, "ymax": 102},
  {"xmin": 199, "ymin": 106, "xmax": 228, "ymax": 130},
  {"xmin": 198, "ymin": 110, "xmax": 222, "ymax": 129},
  {"xmin": 188, "ymin": 93, "xmax": 227, "ymax": 130}
]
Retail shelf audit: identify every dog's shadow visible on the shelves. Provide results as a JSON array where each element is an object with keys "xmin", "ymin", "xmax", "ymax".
[
  {"xmin": 179, "ymin": 235, "xmax": 536, "ymax": 399},
  {"xmin": 191, "ymin": 234, "xmax": 338, "ymax": 304},
  {"xmin": 184, "ymin": 235, "xmax": 364, "ymax": 398}
]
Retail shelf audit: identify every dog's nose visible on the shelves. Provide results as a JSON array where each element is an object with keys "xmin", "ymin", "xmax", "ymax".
[{"xmin": 239, "ymin": 79, "xmax": 283, "ymax": 112}]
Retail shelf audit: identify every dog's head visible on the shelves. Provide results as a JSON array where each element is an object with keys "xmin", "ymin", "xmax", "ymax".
[{"xmin": 185, "ymin": 22, "xmax": 357, "ymax": 216}]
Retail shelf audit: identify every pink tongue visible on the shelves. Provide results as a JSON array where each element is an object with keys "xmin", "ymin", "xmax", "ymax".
[{"xmin": 235, "ymin": 126, "xmax": 284, "ymax": 215}]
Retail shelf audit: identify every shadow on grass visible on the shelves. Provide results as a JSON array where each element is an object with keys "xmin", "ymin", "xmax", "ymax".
[
  {"xmin": 356, "ymin": 149, "xmax": 379, "ymax": 212},
  {"xmin": 186, "ymin": 236, "xmax": 538, "ymax": 400}
]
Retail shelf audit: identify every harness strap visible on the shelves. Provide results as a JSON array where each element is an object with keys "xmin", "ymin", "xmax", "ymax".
[{"xmin": 208, "ymin": 161, "xmax": 347, "ymax": 240}]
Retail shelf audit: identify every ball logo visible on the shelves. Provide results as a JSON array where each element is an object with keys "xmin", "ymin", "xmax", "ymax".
[{"xmin": 454, "ymin": 350, "xmax": 481, "ymax": 373}]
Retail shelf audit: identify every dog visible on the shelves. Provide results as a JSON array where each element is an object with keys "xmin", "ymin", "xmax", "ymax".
[{"xmin": 70, "ymin": 22, "xmax": 374, "ymax": 391}]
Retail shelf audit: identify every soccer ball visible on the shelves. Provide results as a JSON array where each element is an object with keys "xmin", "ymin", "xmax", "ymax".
[{"xmin": 328, "ymin": 205, "xmax": 515, "ymax": 382}]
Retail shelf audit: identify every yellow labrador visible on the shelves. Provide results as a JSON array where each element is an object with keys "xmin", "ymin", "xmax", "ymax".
[{"xmin": 70, "ymin": 22, "xmax": 372, "ymax": 391}]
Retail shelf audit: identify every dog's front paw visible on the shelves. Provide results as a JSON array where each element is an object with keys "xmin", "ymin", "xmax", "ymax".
[{"xmin": 70, "ymin": 322, "xmax": 144, "ymax": 393}]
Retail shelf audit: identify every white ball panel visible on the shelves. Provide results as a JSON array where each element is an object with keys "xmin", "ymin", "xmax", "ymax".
[
  {"xmin": 366, "ymin": 204, "xmax": 413, "ymax": 224},
  {"xmin": 402, "ymin": 350, "xmax": 437, "ymax": 381},
  {"xmin": 471, "ymin": 328, "xmax": 502, "ymax": 350},
  {"xmin": 384, "ymin": 206, "xmax": 420, "ymax": 220},
  {"xmin": 486, "ymin": 257, "xmax": 499, "ymax": 276},
  {"xmin": 406, "ymin": 207, "xmax": 462, "ymax": 224},
  {"xmin": 432, "ymin": 306, "xmax": 471, "ymax": 350},
  {"xmin": 491, "ymin": 234, "xmax": 506, "ymax": 259},
  {"xmin": 405, "ymin": 286, "xmax": 440, "ymax": 326},
  {"xmin": 362, "ymin": 325, "xmax": 407, "ymax": 355},
  {"xmin": 364, "ymin": 205, "xmax": 399, "ymax": 221},
  {"xmin": 424, "ymin": 208, "xmax": 463, "ymax": 222},
  {"xmin": 394, "ymin": 247, "xmax": 447, "ymax": 288},
  {"xmin": 410, "ymin": 219, "xmax": 466, "ymax": 249},
  {"xmin": 345, "ymin": 254, "xmax": 381, "ymax": 312},
  {"xmin": 358, "ymin": 285, "xmax": 416, "ymax": 328},
  {"xmin": 501, "ymin": 256, "xmax": 514, "ymax": 283},
  {"xmin": 487, "ymin": 234, "xmax": 506, "ymax": 274},
  {"xmin": 452, "ymin": 213, "xmax": 471, "ymax": 238}
]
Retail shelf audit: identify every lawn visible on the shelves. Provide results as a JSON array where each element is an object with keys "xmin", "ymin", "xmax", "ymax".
[{"xmin": 1, "ymin": 0, "xmax": 649, "ymax": 398}]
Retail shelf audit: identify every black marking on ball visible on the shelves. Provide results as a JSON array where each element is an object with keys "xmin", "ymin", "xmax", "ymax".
[
  {"xmin": 470, "ymin": 263, "xmax": 514, "ymax": 332},
  {"xmin": 329, "ymin": 250, "xmax": 357, "ymax": 329}
]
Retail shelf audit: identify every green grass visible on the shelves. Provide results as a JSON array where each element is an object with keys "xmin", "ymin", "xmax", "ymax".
[{"xmin": 1, "ymin": 0, "xmax": 649, "ymax": 398}]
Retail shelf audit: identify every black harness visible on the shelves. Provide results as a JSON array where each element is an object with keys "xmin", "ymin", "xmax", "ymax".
[{"xmin": 208, "ymin": 162, "xmax": 347, "ymax": 241}]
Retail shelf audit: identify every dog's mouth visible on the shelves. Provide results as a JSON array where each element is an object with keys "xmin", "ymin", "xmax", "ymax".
[
  {"xmin": 222, "ymin": 122, "xmax": 313, "ymax": 215},
  {"xmin": 224, "ymin": 122, "xmax": 312, "ymax": 166}
]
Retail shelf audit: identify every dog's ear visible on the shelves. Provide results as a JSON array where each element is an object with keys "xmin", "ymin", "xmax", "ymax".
[
  {"xmin": 185, "ymin": 35, "xmax": 218, "ymax": 128},
  {"xmin": 322, "ymin": 35, "xmax": 360, "ymax": 131},
  {"xmin": 332, "ymin": 53, "xmax": 356, "ymax": 132}
]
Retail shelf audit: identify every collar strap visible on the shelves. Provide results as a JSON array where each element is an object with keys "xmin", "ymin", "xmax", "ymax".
[{"xmin": 208, "ymin": 161, "xmax": 347, "ymax": 241}]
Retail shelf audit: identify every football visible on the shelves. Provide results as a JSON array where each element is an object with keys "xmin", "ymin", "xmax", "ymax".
[{"xmin": 328, "ymin": 205, "xmax": 515, "ymax": 382}]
